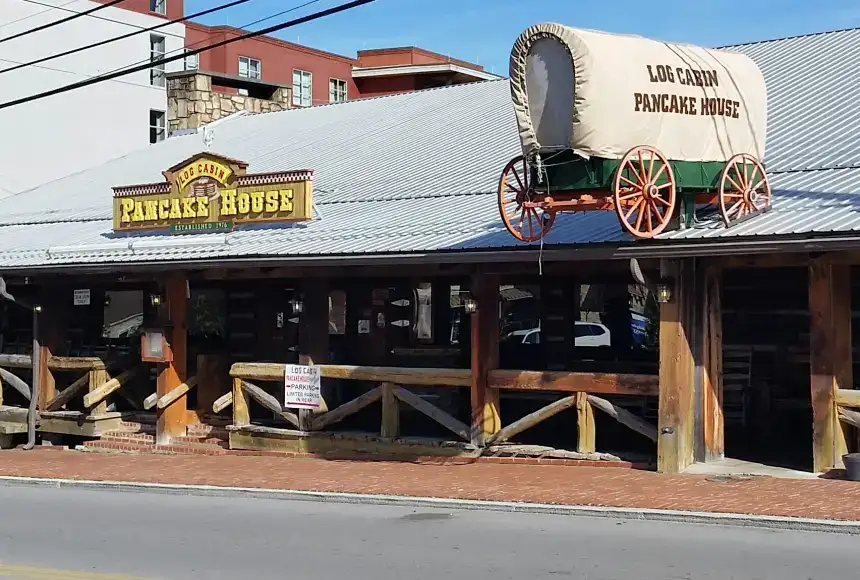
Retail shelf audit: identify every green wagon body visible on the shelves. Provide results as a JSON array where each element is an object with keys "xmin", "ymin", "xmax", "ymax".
[{"xmin": 534, "ymin": 151, "xmax": 729, "ymax": 195}]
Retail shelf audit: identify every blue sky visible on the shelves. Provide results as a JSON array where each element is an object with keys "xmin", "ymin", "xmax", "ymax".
[{"xmin": 187, "ymin": 0, "xmax": 860, "ymax": 73}]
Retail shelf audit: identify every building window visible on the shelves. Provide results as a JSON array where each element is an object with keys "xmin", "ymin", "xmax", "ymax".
[
  {"xmin": 149, "ymin": 34, "xmax": 165, "ymax": 87},
  {"xmin": 150, "ymin": 0, "xmax": 166, "ymax": 15},
  {"xmin": 238, "ymin": 56, "xmax": 261, "ymax": 80},
  {"xmin": 329, "ymin": 78, "xmax": 347, "ymax": 103},
  {"xmin": 183, "ymin": 50, "xmax": 198, "ymax": 71},
  {"xmin": 293, "ymin": 69, "xmax": 312, "ymax": 107},
  {"xmin": 149, "ymin": 110, "xmax": 166, "ymax": 144}
]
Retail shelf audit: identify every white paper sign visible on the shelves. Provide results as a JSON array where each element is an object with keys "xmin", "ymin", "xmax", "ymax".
[
  {"xmin": 284, "ymin": 364, "xmax": 321, "ymax": 410},
  {"xmin": 73, "ymin": 289, "xmax": 91, "ymax": 306}
]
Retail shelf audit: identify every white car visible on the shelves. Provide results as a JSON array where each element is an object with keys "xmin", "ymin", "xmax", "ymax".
[{"xmin": 512, "ymin": 321, "xmax": 611, "ymax": 347}]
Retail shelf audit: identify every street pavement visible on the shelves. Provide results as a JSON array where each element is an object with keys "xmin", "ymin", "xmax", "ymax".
[{"xmin": 0, "ymin": 486, "xmax": 857, "ymax": 579}]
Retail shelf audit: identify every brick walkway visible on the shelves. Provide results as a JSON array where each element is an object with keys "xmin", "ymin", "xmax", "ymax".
[{"xmin": 1, "ymin": 449, "xmax": 859, "ymax": 521}]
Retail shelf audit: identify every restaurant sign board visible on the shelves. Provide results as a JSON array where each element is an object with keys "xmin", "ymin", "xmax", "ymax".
[{"xmin": 112, "ymin": 152, "xmax": 314, "ymax": 233}]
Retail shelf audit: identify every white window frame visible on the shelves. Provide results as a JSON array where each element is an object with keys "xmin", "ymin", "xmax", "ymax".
[
  {"xmin": 149, "ymin": 110, "xmax": 166, "ymax": 144},
  {"xmin": 329, "ymin": 78, "xmax": 347, "ymax": 103},
  {"xmin": 238, "ymin": 56, "xmax": 262, "ymax": 80},
  {"xmin": 150, "ymin": 0, "xmax": 167, "ymax": 15},
  {"xmin": 183, "ymin": 50, "xmax": 198, "ymax": 71},
  {"xmin": 293, "ymin": 69, "xmax": 312, "ymax": 107},
  {"xmin": 149, "ymin": 34, "xmax": 166, "ymax": 87}
]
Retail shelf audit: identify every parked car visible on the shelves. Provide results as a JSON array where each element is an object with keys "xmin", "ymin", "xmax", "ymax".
[{"xmin": 509, "ymin": 321, "xmax": 612, "ymax": 347}]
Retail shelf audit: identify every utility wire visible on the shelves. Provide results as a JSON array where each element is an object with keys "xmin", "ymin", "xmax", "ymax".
[
  {"xmin": 0, "ymin": 0, "xmax": 128, "ymax": 45},
  {"xmin": 0, "ymin": 0, "xmax": 375, "ymax": 111},
  {"xmin": 151, "ymin": 0, "xmax": 324, "ymax": 71},
  {"xmin": 19, "ymin": 0, "xmax": 183, "ymax": 36},
  {"xmin": 0, "ymin": 0, "xmax": 80, "ymax": 31},
  {"xmin": 1, "ymin": 0, "xmax": 255, "ymax": 74}
]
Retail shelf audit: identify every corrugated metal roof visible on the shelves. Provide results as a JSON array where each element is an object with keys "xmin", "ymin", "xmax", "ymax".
[
  {"xmin": 2, "ymin": 27, "xmax": 860, "ymax": 268},
  {"xmin": 725, "ymin": 28, "xmax": 860, "ymax": 173}
]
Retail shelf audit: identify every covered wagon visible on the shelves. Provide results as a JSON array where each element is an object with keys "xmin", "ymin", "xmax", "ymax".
[{"xmin": 500, "ymin": 24, "xmax": 770, "ymax": 241}]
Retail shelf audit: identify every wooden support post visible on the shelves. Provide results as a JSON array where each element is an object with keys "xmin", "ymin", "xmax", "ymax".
[
  {"xmin": 470, "ymin": 272, "xmax": 501, "ymax": 446},
  {"xmin": 658, "ymin": 258, "xmax": 697, "ymax": 474},
  {"xmin": 298, "ymin": 278, "xmax": 330, "ymax": 430},
  {"xmin": 232, "ymin": 377, "xmax": 250, "ymax": 426},
  {"xmin": 156, "ymin": 275, "xmax": 188, "ymax": 444},
  {"xmin": 37, "ymin": 287, "xmax": 69, "ymax": 411},
  {"xmin": 576, "ymin": 392, "xmax": 596, "ymax": 453},
  {"xmin": 808, "ymin": 262, "xmax": 851, "ymax": 472},
  {"xmin": 702, "ymin": 264, "xmax": 724, "ymax": 462},
  {"xmin": 88, "ymin": 368, "xmax": 109, "ymax": 417},
  {"xmin": 380, "ymin": 382, "xmax": 400, "ymax": 438}
]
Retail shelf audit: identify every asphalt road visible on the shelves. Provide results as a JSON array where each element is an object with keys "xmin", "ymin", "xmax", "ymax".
[{"xmin": 0, "ymin": 485, "xmax": 856, "ymax": 580}]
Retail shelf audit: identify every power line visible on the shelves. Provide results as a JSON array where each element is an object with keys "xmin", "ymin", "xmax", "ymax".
[
  {"xmin": 1, "ymin": 0, "xmax": 255, "ymax": 75},
  {"xmin": 0, "ymin": 0, "xmax": 128, "ymax": 45},
  {"xmin": 0, "ymin": 0, "xmax": 80, "ymax": 32},
  {"xmin": 156, "ymin": 0, "xmax": 324, "ymax": 69},
  {"xmin": 0, "ymin": 0, "xmax": 375, "ymax": 111},
  {"xmin": 19, "ymin": 0, "xmax": 183, "ymax": 37}
]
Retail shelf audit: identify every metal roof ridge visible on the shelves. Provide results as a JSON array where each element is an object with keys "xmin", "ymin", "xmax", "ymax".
[{"xmin": 719, "ymin": 25, "xmax": 860, "ymax": 50}]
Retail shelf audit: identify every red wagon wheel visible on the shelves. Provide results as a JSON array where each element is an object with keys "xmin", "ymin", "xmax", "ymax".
[
  {"xmin": 613, "ymin": 145, "xmax": 677, "ymax": 239},
  {"xmin": 498, "ymin": 155, "xmax": 555, "ymax": 242},
  {"xmin": 719, "ymin": 153, "xmax": 771, "ymax": 227}
]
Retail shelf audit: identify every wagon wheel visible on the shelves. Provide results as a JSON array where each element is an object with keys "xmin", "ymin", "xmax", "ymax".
[
  {"xmin": 613, "ymin": 146, "xmax": 677, "ymax": 239},
  {"xmin": 498, "ymin": 155, "xmax": 555, "ymax": 242},
  {"xmin": 719, "ymin": 153, "xmax": 771, "ymax": 227}
]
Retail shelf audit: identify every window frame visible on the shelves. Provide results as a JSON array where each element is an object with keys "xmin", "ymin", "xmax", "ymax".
[
  {"xmin": 149, "ymin": 34, "xmax": 166, "ymax": 87},
  {"xmin": 238, "ymin": 56, "xmax": 262, "ymax": 80},
  {"xmin": 149, "ymin": 109, "xmax": 166, "ymax": 144},
  {"xmin": 183, "ymin": 49, "xmax": 199, "ymax": 71},
  {"xmin": 150, "ymin": 0, "xmax": 167, "ymax": 16},
  {"xmin": 292, "ymin": 69, "xmax": 313, "ymax": 107},
  {"xmin": 328, "ymin": 78, "xmax": 347, "ymax": 103}
]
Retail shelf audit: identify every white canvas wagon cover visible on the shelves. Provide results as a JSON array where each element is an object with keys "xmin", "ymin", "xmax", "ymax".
[{"xmin": 510, "ymin": 24, "xmax": 768, "ymax": 163}]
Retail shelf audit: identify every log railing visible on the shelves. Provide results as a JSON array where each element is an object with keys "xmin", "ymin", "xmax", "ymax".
[
  {"xmin": 836, "ymin": 389, "xmax": 860, "ymax": 430},
  {"xmin": 229, "ymin": 363, "xmax": 472, "ymax": 440},
  {"xmin": 0, "ymin": 353, "xmax": 142, "ymax": 417},
  {"xmin": 227, "ymin": 362, "xmax": 659, "ymax": 451}
]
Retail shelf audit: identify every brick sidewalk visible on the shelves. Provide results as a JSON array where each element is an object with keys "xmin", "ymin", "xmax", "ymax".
[{"xmin": 1, "ymin": 449, "xmax": 859, "ymax": 521}]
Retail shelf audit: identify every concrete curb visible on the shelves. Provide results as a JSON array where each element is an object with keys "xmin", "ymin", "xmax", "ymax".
[{"xmin": 0, "ymin": 475, "xmax": 858, "ymax": 535}]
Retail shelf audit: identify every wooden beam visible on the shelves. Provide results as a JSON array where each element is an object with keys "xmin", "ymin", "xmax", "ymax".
[
  {"xmin": 836, "ymin": 389, "xmax": 860, "ymax": 407},
  {"xmin": 380, "ymin": 383, "xmax": 400, "ymax": 438},
  {"xmin": 658, "ymin": 258, "xmax": 696, "ymax": 473},
  {"xmin": 393, "ymin": 385, "xmax": 470, "ymax": 441},
  {"xmin": 839, "ymin": 406, "xmax": 860, "ymax": 430},
  {"xmin": 156, "ymin": 274, "xmax": 189, "ymax": 444},
  {"xmin": 470, "ymin": 272, "xmax": 501, "ymax": 446},
  {"xmin": 213, "ymin": 391, "xmax": 233, "ymax": 414},
  {"xmin": 231, "ymin": 363, "xmax": 471, "ymax": 387},
  {"xmin": 702, "ymin": 264, "xmax": 724, "ymax": 461},
  {"xmin": 808, "ymin": 262, "xmax": 851, "ymax": 472},
  {"xmin": 156, "ymin": 375, "xmax": 198, "ymax": 410},
  {"xmin": 0, "ymin": 368, "xmax": 30, "ymax": 401},
  {"xmin": 47, "ymin": 356, "xmax": 107, "ymax": 371},
  {"xmin": 240, "ymin": 379, "xmax": 300, "ymax": 429},
  {"xmin": 82, "ymin": 366, "xmax": 140, "ymax": 409},
  {"xmin": 0, "ymin": 354, "xmax": 33, "ymax": 369},
  {"xmin": 488, "ymin": 369, "xmax": 658, "ymax": 396},
  {"xmin": 310, "ymin": 385, "xmax": 383, "ymax": 431},
  {"xmin": 576, "ymin": 392, "xmax": 596, "ymax": 454},
  {"xmin": 588, "ymin": 395, "xmax": 658, "ymax": 442},
  {"xmin": 488, "ymin": 395, "xmax": 578, "ymax": 445},
  {"xmin": 143, "ymin": 392, "xmax": 158, "ymax": 411},
  {"xmin": 299, "ymin": 277, "xmax": 330, "ymax": 421},
  {"xmin": 45, "ymin": 371, "xmax": 90, "ymax": 411}
]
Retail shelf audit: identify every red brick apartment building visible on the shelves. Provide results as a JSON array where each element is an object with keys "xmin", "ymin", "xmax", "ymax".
[{"xmin": 104, "ymin": 0, "xmax": 498, "ymax": 105}]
